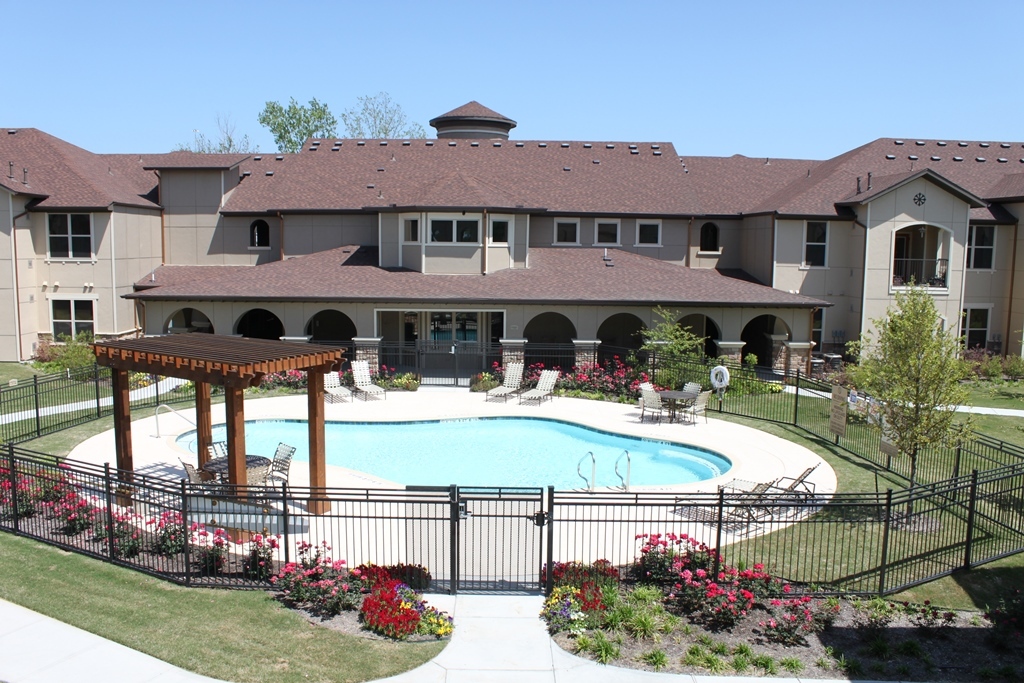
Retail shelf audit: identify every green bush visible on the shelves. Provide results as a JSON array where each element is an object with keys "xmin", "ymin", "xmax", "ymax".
[
  {"xmin": 33, "ymin": 332, "xmax": 96, "ymax": 373},
  {"xmin": 1003, "ymin": 355, "xmax": 1024, "ymax": 381}
]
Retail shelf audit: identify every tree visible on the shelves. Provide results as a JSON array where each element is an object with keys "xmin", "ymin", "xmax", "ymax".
[
  {"xmin": 257, "ymin": 97, "xmax": 338, "ymax": 153},
  {"xmin": 640, "ymin": 307, "xmax": 706, "ymax": 358},
  {"xmin": 177, "ymin": 115, "xmax": 257, "ymax": 154},
  {"xmin": 847, "ymin": 286, "xmax": 973, "ymax": 492},
  {"xmin": 339, "ymin": 92, "xmax": 426, "ymax": 139}
]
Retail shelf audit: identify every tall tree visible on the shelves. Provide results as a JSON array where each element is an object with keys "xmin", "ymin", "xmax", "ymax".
[
  {"xmin": 177, "ymin": 115, "xmax": 257, "ymax": 153},
  {"xmin": 257, "ymin": 97, "xmax": 338, "ymax": 153},
  {"xmin": 640, "ymin": 306, "xmax": 706, "ymax": 358},
  {"xmin": 340, "ymin": 92, "xmax": 426, "ymax": 139},
  {"xmin": 847, "ymin": 286, "xmax": 973, "ymax": 491}
]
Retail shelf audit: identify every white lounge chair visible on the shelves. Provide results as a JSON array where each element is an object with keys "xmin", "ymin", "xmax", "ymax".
[
  {"xmin": 323, "ymin": 371, "xmax": 352, "ymax": 403},
  {"xmin": 519, "ymin": 369, "xmax": 559, "ymax": 405},
  {"xmin": 351, "ymin": 360, "xmax": 387, "ymax": 400},
  {"xmin": 486, "ymin": 362, "xmax": 524, "ymax": 402}
]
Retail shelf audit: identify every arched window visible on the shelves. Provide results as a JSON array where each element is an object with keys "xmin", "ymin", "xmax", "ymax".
[
  {"xmin": 700, "ymin": 222, "xmax": 719, "ymax": 252},
  {"xmin": 250, "ymin": 219, "xmax": 270, "ymax": 249}
]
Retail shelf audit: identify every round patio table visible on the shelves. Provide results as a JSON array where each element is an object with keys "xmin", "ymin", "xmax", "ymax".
[
  {"xmin": 201, "ymin": 454, "xmax": 271, "ymax": 479},
  {"xmin": 656, "ymin": 390, "xmax": 698, "ymax": 422}
]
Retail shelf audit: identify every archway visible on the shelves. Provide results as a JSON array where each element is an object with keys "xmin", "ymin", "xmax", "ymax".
[
  {"xmin": 236, "ymin": 308, "xmax": 284, "ymax": 340},
  {"xmin": 305, "ymin": 310, "xmax": 357, "ymax": 343},
  {"xmin": 677, "ymin": 314, "xmax": 720, "ymax": 358},
  {"xmin": 164, "ymin": 308, "xmax": 214, "ymax": 334},
  {"xmin": 597, "ymin": 313, "xmax": 646, "ymax": 351},
  {"xmin": 741, "ymin": 315, "xmax": 790, "ymax": 368},
  {"xmin": 523, "ymin": 312, "xmax": 577, "ymax": 344}
]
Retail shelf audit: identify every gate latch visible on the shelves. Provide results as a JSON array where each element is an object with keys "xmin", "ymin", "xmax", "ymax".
[
  {"xmin": 458, "ymin": 501, "xmax": 472, "ymax": 519},
  {"xmin": 530, "ymin": 510, "xmax": 548, "ymax": 527}
]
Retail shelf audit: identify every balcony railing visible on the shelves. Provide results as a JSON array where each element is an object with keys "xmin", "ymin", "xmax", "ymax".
[{"xmin": 892, "ymin": 258, "xmax": 948, "ymax": 288}]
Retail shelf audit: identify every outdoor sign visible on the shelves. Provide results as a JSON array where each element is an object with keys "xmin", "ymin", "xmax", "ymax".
[
  {"xmin": 879, "ymin": 414, "xmax": 899, "ymax": 457},
  {"xmin": 830, "ymin": 385, "xmax": 848, "ymax": 437}
]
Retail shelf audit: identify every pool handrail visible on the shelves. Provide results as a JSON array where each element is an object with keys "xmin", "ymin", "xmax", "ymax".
[
  {"xmin": 614, "ymin": 450, "xmax": 631, "ymax": 492},
  {"xmin": 577, "ymin": 451, "xmax": 596, "ymax": 493}
]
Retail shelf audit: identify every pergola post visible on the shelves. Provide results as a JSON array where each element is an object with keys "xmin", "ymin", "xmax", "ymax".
[
  {"xmin": 307, "ymin": 369, "xmax": 330, "ymax": 515},
  {"xmin": 195, "ymin": 381, "xmax": 213, "ymax": 468},
  {"xmin": 110, "ymin": 369, "xmax": 133, "ymax": 506},
  {"xmin": 224, "ymin": 385, "xmax": 247, "ymax": 487}
]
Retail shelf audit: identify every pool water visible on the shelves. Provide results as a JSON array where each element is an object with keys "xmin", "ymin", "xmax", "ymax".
[{"xmin": 176, "ymin": 417, "xmax": 731, "ymax": 489}]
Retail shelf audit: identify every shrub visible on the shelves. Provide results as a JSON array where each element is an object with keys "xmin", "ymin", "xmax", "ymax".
[
  {"xmin": 904, "ymin": 600, "xmax": 956, "ymax": 631},
  {"xmin": 354, "ymin": 562, "xmax": 432, "ymax": 590},
  {"xmin": 51, "ymin": 491, "xmax": 98, "ymax": 535},
  {"xmin": 759, "ymin": 596, "xmax": 823, "ymax": 646},
  {"xmin": 0, "ymin": 466, "xmax": 38, "ymax": 519},
  {"xmin": 542, "ymin": 559, "xmax": 620, "ymax": 591},
  {"xmin": 985, "ymin": 589, "xmax": 1024, "ymax": 639},
  {"xmin": 147, "ymin": 510, "xmax": 187, "ymax": 556},
  {"xmin": 33, "ymin": 332, "xmax": 96, "ymax": 373},
  {"xmin": 980, "ymin": 355, "xmax": 1004, "ymax": 380},
  {"xmin": 271, "ymin": 543, "xmax": 364, "ymax": 615},
  {"xmin": 1004, "ymin": 355, "xmax": 1024, "ymax": 381},
  {"xmin": 469, "ymin": 372, "xmax": 500, "ymax": 392},
  {"xmin": 359, "ymin": 580, "xmax": 452, "ymax": 640},
  {"xmin": 98, "ymin": 509, "xmax": 143, "ymax": 559},
  {"xmin": 629, "ymin": 533, "xmax": 720, "ymax": 586},
  {"xmin": 242, "ymin": 533, "xmax": 280, "ymax": 581},
  {"xmin": 190, "ymin": 523, "xmax": 229, "ymax": 575}
]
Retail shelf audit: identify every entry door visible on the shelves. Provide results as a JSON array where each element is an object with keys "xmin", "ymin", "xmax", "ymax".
[{"xmin": 454, "ymin": 487, "xmax": 547, "ymax": 592}]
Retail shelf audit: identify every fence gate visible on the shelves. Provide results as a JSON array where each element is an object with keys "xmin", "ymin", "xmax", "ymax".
[
  {"xmin": 416, "ymin": 340, "xmax": 497, "ymax": 387},
  {"xmin": 452, "ymin": 486, "xmax": 547, "ymax": 592}
]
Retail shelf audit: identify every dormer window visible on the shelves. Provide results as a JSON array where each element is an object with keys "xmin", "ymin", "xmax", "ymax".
[{"xmin": 249, "ymin": 219, "xmax": 270, "ymax": 250}]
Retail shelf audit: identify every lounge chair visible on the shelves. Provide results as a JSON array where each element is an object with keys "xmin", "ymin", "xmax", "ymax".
[
  {"xmin": 688, "ymin": 391, "xmax": 713, "ymax": 424},
  {"xmin": 486, "ymin": 362, "xmax": 524, "ymax": 402},
  {"xmin": 266, "ymin": 442, "xmax": 296, "ymax": 485},
  {"xmin": 771, "ymin": 463, "xmax": 819, "ymax": 501},
  {"xmin": 723, "ymin": 479, "xmax": 781, "ymax": 524},
  {"xmin": 323, "ymin": 371, "xmax": 352, "ymax": 403},
  {"xmin": 639, "ymin": 387, "xmax": 666, "ymax": 423},
  {"xmin": 519, "ymin": 369, "xmax": 559, "ymax": 405},
  {"xmin": 351, "ymin": 360, "xmax": 387, "ymax": 401}
]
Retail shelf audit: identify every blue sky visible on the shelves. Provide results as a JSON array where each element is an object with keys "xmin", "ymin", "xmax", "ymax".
[{"xmin": 6, "ymin": 0, "xmax": 1022, "ymax": 159}]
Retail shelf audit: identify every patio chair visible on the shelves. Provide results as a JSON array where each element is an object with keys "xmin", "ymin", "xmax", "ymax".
[
  {"xmin": 207, "ymin": 441, "xmax": 228, "ymax": 461},
  {"xmin": 246, "ymin": 463, "xmax": 271, "ymax": 487},
  {"xmin": 687, "ymin": 391, "xmax": 713, "ymax": 424},
  {"xmin": 351, "ymin": 360, "xmax": 387, "ymax": 401},
  {"xmin": 323, "ymin": 371, "xmax": 352, "ymax": 403},
  {"xmin": 639, "ymin": 387, "xmax": 666, "ymax": 423},
  {"xmin": 266, "ymin": 442, "xmax": 296, "ymax": 485},
  {"xmin": 683, "ymin": 381, "xmax": 702, "ymax": 394},
  {"xmin": 519, "ymin": 369, "xmax": 559, "ymax": 405},
  {"xmin": 486, "ymin": 362, "xmax": 524, "ymax": 402},
  {"xmin": 637, "ymin": 381, "xmax": 654, "ymax": 411},
  {"xmin": 180, "ymin": 460, "xmax": 206, "ymax": 485}
]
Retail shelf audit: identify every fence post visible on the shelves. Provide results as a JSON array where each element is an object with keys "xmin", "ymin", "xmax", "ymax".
[
  {"xmin": 33, "ymin": 375, "xmax": 41, "ymax": 438},
  {"xmin": 7, "ymin": 443, "xmax": 19, "ymax": 534},
  {"xmin": 952, "ymin": 445, "xmax": 962, "ymax": 483},
  {"xmin": 103, "ymin": 463, "xmax": 117, "ymax": 561},
  {"xmin": 281, "ymin": 483, "xmax": 290, "ymax": 565},
  {"xmin": 963, "ymin": 469, "xmax": 980, "ymax": 569},
  {"xmin": 155, "ymin": 375, "xmax": 161, "ymax": 408},
  {"xmin": 545, "ymin": 486, "xmax": 555, "ymax": 596},
  {"xmin": 181, "ymin": 479, "xmax": 192, "ymax": 587},
  {"xmin": 792, "ymin": 370, "xmax": 801, "ymax": 426},
  {"xmin": 448, "ymin": 484, "xmax": 459, "ymax": 595},
  {"xmin": 713, "ymin": 488, "xmax": 725, "ymax": 579},
  {"xmin": 94, "ymin": 363, "xmax": 102, "ymax": 418},
  {"xmin": 878, "ymin": 489, "xmax": 893, "ymax": 595}
]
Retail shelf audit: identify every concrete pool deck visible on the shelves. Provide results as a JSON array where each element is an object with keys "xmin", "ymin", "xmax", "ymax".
[{"xmin": 66, "ymin": 387, "xmax": 837, "ymax": 498}]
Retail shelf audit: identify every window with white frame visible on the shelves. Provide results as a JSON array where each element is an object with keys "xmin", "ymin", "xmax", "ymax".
[
  {"xmin": 249, "ymin": 219, "xmax": 270, "ymax": 249},
  {"xmin": 811, "ymin": 308, "xmax": 824, "ymax": 350},
  {"xmin": 700, "ymin": 222, "xmax": 719, "ymax": 252},
  {"xmin": 967, "ymin": 225, "xmax": 994, "ymax": 269},
  {"xmin": 430, "ymin": 217, "xmax": 479, "ymax": 244},
  {"xmin": 554, "ymin": 219, "xmax": 579, "ymax": 245},
  {"xmin": 595, "ymin": 219, "xmax": 620, "ymax": 245},
  {"xmin": 803, "ymin": 221, "xmax": 827, "ymax": 267},
  {"xmin": 489, "ymin": 216, "xmax": 511, "ymax": 243},
  {"xmin": 636, "ymin": 220, "xmax": 661, "ymax": 246},
  {"xmin": 961, "ymin": 307, "xmax": 989, "ymax": 350},
  {"xmin": 403, "ymin": 217, "xmax": 419, "ymax": 243},
  {"xmin": 51, "ymin": 299, "xmax": 94, "ymax": 339},
  {"xmin": 48, "ymin": 214, "xmax": 92, "ymax": 259}
]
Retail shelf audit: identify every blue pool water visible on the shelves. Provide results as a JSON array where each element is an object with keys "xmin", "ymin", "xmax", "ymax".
[{"xmin": 176, "ymin": 418, "xmax": 731, "ymax": 489}]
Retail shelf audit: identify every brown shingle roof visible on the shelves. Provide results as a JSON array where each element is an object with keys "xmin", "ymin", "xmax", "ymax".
[
  {"xmin": 141, "ymin": 152, "xmax": 249, "ymax": 170},
  {"xmin": 221, "ymin": 140, "xmax": 699, "ymax": 215},
  {"xmin": 681, "ymin": 155, "xmax": 819, "ymax": 215},
  {"xmin": 130, "ymin": 245, "xmax": 827, "ymax": 308},
  {"xmin": 0, "ymin": 128, "xmax": 159, "ymax": 210},
  {"xmin": 429, "ymin": 101, "xmax": 515, "ymax": 126}
]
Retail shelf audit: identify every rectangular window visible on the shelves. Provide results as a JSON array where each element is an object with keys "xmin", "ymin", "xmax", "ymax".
[
  {"xmin": 52, "ymin": 299, "xmax": 94, "ymax": 339},
  {"xmin": 456, "ymin": 220, "xmax": 478, "ymax": 243},
  {"xmin": 403, "ymin": 218, "xmax": 419, "ymax": 243},
  {"xmin": 637, "ymin": 221, "xmax": 661, "ymax": 245},
  {"xmin": 967, "ymin": 225, "xmax": 994, "ymax": 269},
  {"xmin": 596, "ymin": 220, "xmax": 620, "ymax": 245},
  {"xmin": 554, "ymin": 220, "xmax": 579, "ymax": 245},
  {"xmin": 962, "ymin": 307, "xmax": 989, "ymax": 350},
  {"xmin": 430, "ymin": 219, "xmax": 454, "ymax": 243},
  {"xmin": 811, "ymin": 308, "xmax": 824, "ymax": 350},
  {"xmin": 803, "ymin": 221, "xmax": 827, "ymax": 267},
  {"xmin": 490, "ymin": 218, "xmax": 509, "ymax": 243},
  {"xmin": 48, "ymin": 213, "xmax": 92, "ymax": 259}
]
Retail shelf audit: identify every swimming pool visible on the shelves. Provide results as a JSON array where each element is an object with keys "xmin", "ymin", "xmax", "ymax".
[{"xmin": 176, "ymin": 417, "xmax": 732, "ymax": 489}]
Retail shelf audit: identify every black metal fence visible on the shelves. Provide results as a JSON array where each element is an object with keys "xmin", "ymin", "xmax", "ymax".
[
  {"xmin": 4, "ymin": 445, "xmax": 1023, "ymax": 596},
  {"xmin": 0, "ymin": 365, "xmax": 196, "ymax": 444}
]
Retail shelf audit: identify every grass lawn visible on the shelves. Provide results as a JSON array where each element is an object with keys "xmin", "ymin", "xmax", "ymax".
[
  {"xmin": 964, "ymin": 379, "xmax": 1024, "ymax": 410},
  {"xmin": 0, "ymin": 534, "xmax": 445, "ymax": 683},
  {"xmin": 0, "ymin": 362, "xmax": 41, "ymax": 385}
]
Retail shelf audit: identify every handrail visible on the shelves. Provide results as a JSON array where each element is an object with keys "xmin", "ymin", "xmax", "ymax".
[
  {"xmin": 153, "ymin": 403, "xmax": 196, "ymax": 438},
  {"xmin": 577, "ymin": 451, "xmax": 596, "ymax": 493},
  {"xmin": 614, "ymin": 450, "xmax": 631, "ymax": 492}
]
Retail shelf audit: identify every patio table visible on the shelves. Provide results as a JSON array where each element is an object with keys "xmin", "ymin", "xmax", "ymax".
[
  {"xmin": 201, "ymin": 454, "xmax": 271, "ymax": 481},
  {"xmin": 656, "ymin": 390, "xmax": 698, "ymax": 422}
]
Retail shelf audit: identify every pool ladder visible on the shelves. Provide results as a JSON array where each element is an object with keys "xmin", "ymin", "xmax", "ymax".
[{"xmin": 576, "ymin": 450, "xmax": 631, "ymax": 493}]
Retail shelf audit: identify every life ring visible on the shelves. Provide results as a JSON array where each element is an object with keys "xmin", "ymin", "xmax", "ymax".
[{"xmin": 710, "ymin": 365, "xmax": 730, "ymax": 390}]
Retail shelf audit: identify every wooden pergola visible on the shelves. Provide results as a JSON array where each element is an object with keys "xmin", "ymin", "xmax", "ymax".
[{"xmin": 93, "ymin": 336, "xmax": 345, "ymax": 514}]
